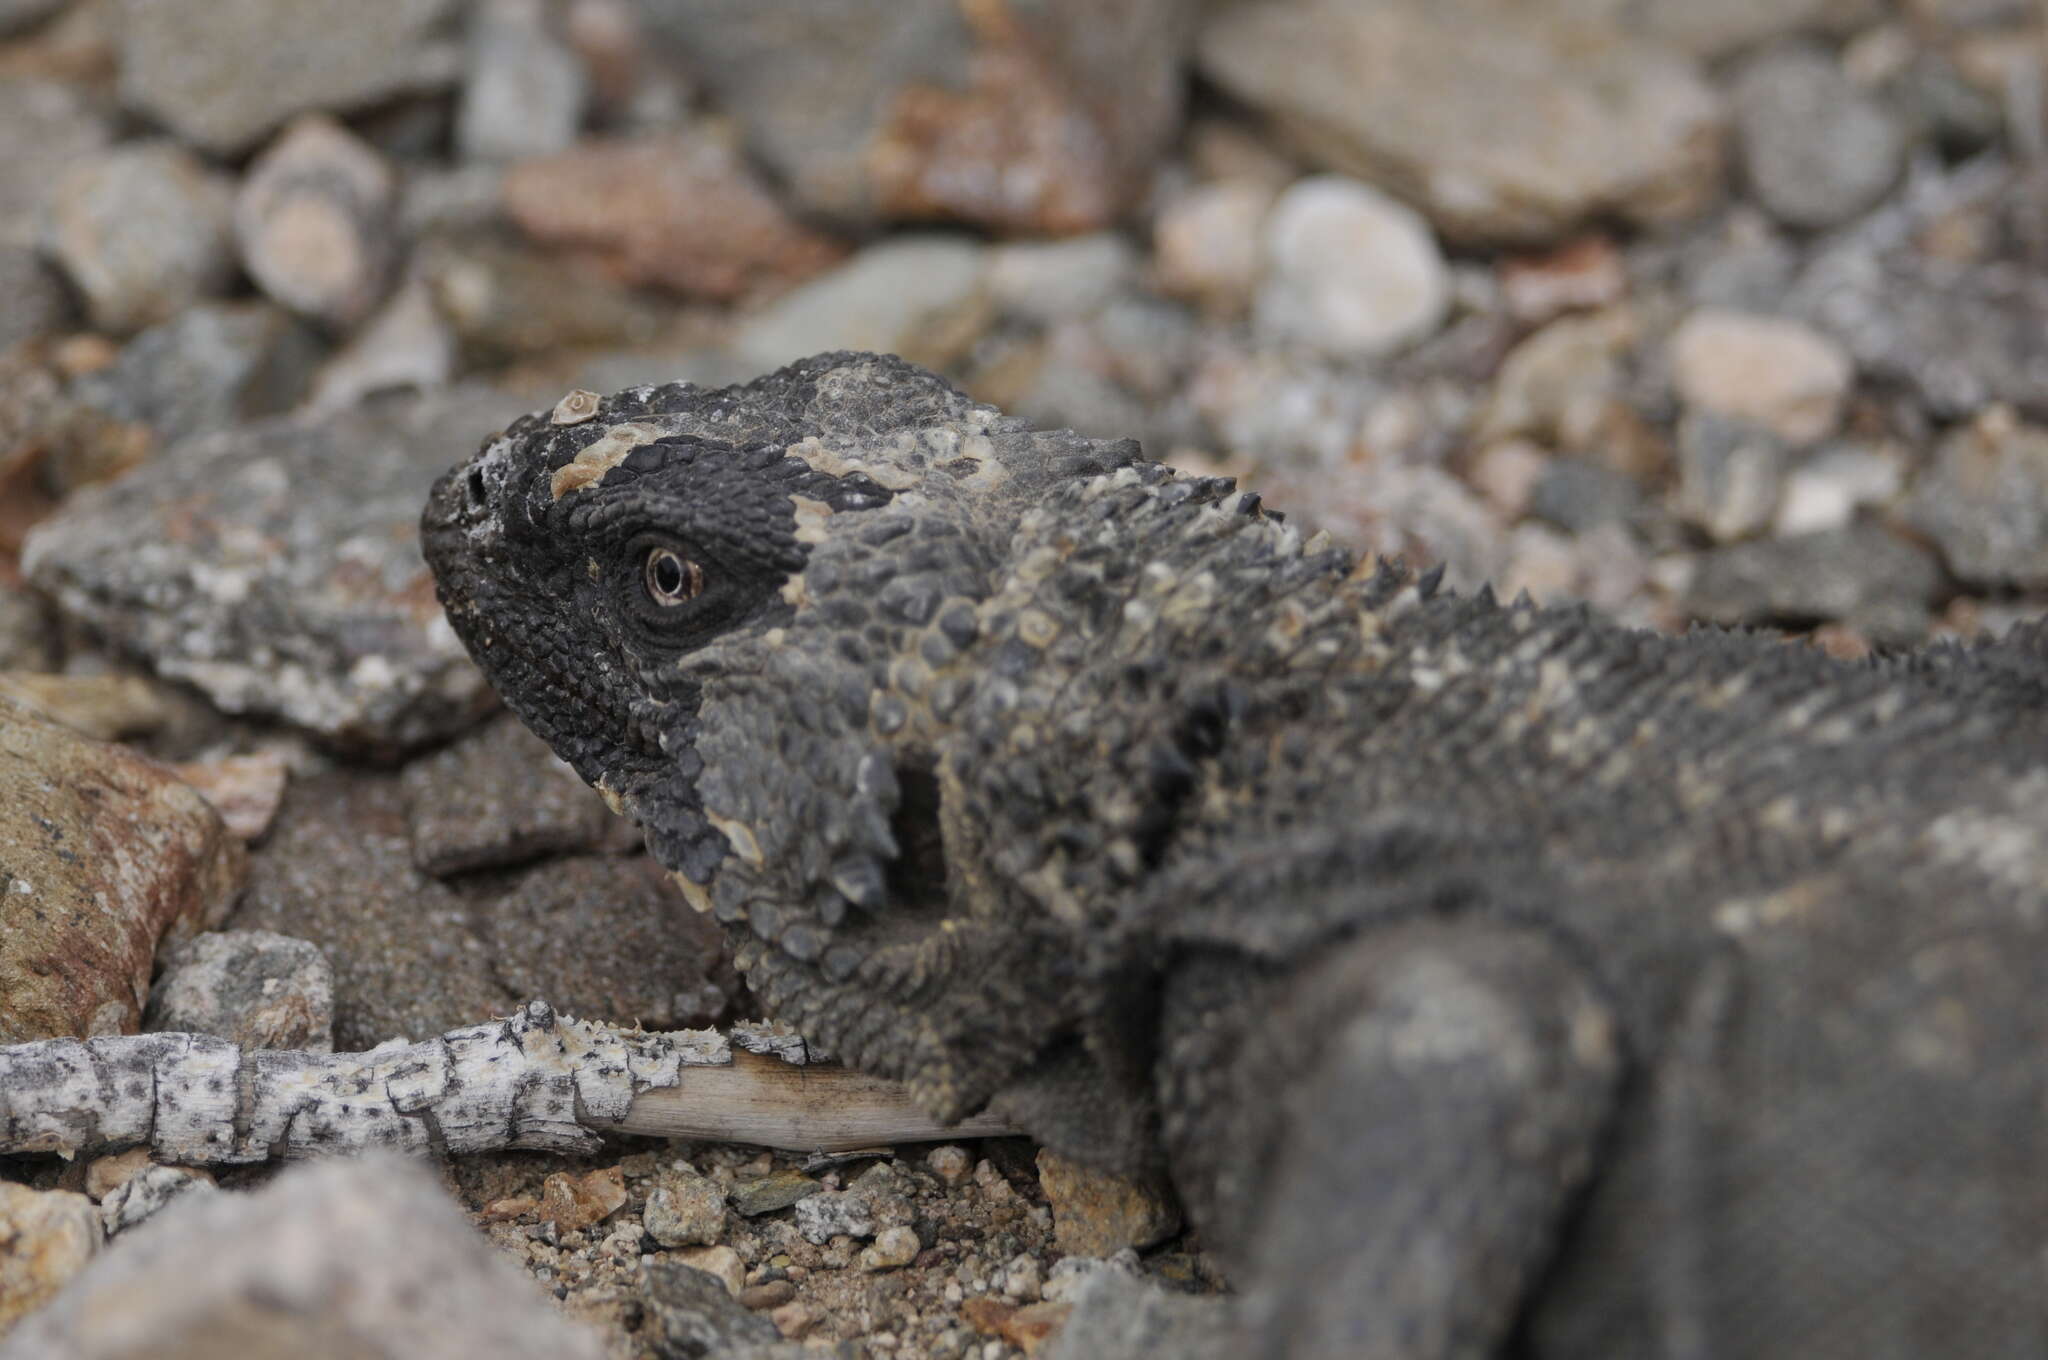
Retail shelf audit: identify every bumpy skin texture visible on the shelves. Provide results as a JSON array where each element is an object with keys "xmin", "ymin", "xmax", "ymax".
[{"xmin": 426, "ymin": 353, "xmax": 2048, "ymax": 1360}]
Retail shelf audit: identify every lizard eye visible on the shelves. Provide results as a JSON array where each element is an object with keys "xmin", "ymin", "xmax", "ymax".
[{"xmin": 643, "ymin": 548, "xmax": 704, "ymax": 606}]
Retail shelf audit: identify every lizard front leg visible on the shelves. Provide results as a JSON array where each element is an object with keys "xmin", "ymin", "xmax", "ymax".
[{"xmin": 1158, "ymin": 918, "xmax": 1622, "ymax": 1360}]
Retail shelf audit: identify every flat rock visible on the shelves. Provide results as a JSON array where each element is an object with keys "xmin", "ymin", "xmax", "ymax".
[
  {"xmin": 1733, "ymin": 41, "xmax": 1904, "ymax": 232},
  {"xmin": 1198, "ymin": 0, "xmax": 1724, "ymax": 245},
  {"xmin": 235, "ymin": 115, "xmax": 399, "ymax": 330},
  {"xmin": 641, "ymin": 1259, "xmax": 783, "ymax": 1357},
  {"xmin": 0, "ymin": 695, "xmax": 244, "ymax": 1044},
  {"xmin": 636, "ymin": 0, "xmax": 1194, "ymax": 234},
  {"xmin": 226, "ymin": 768, "xmax": 518, "ymax": 1049},
  {"xmin": 1253, "ymin": 174, "xmax": 1448, "ymax": 357},
  {"xmin": 1035, "ymin": 1149, "xmax": 1181, "ymax": 1259},
  {"xmin": 477, "ymin": 853, "xmax": 735, "ymax": 1031},
  {"xmin": 142, "ymin": 928, "xmax": 335, "ymax": 1051},
  {"xmin": 401, "ymin": 712, "xmax": 620, "ymax": 876},
  {"xmin": 1669, "ymin": 308, "xmax": 1853, "ymax": 447},
  {"xmin": 41, "ymin": 140, "xmax": 236, "ymax": 335},
  {"xmin": 1907, "ymin": 408, "xmax": 2048, "ymax": 588},
  {"xmin": 23, "ymin": 386, "xmax": 522, "ymax": 753},
  {"xmin": 0, "ymin": 1155, "xmax": 607, "ymax": 1360},
  {"xmin": 733, "ymin": 235, "xmax": 989, "ymax": 373},
  {"xmin": 0, "ymin": 76, "xmax": 111, "ymax": 247},
  {"xmin": 729, "ymin": 1169, "xmax": 822, "ymax": 1218},
  {"xmin": 504, "ymin": 130, "xmax": 843, "ymax": 301},
  {"xmin": 0, "ymin": 1183, "xmax": 100, "ymax": 1337},
  {"xmin": 116, "ymin": 0, "xmax": 464, "ymax": 156}
]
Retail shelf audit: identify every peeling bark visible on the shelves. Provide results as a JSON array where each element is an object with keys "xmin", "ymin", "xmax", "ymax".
[{"xmin": 0, "ymin": 1001, "xmax": 1018, "ymax": 1164}]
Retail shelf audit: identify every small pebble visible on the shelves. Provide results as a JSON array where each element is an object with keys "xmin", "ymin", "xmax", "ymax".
[{"xmin": 1254, "ymin": 174, "xmax": 1449, "ymax": 357}]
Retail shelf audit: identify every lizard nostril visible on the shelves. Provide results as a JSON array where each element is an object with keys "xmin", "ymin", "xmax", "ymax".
[{"xmin": 465, "ymin": 468, "xmax": 487, "ymax": 508}]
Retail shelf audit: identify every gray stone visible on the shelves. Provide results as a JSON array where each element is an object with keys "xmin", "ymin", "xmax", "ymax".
[
  {"xmin": 98, "ymin": 1165, "xmax": 215, "ymax": 1237},
  {"xmin": 986, "ymin": 232, "xmax": 1140, "ymax": 326},
  {"xmin": 1686, "ymin": 523, "xmax": 1944, "ymax": 641},
  {"xmin": 1907, "ymin": 410, "xmax": 2048, "ymax": 589},
  {"xmin": 0, "ymin": 1155, "xmax": 607, "ymax": 1360},
  {"xmin": 636, "ymin": 0, "xmax": 1195, "ymax": 234},
  {"xmin": 116, "ymin": 0, "xmax": 464, "ymax": 156},
  {"xmin": 65, "ymin": 301, "xmax": 323, "ymax": 456},
  {"xmin": 1733, "ymin": 42, "xmax": 1905, "ymax": 232},
  {"xmin": 1675, "ymin": 412, "xmax": 1789, "ymax": 542},
  {"xmin": 23, "ymin": 387, "xmax": 523, "ymax": 752},
  {"xmin": 0, "ymin": 245, "xmax": 70, "ymax": 352},
  {"xmin": 733, "ymin": 235, "xmax": 989, "ymax": 373},
  {"xmin": 0, "ymin": 77, "xmax": 111, "ymax": 247},
  {"xmin": 1041, "ymin": 1269, "xmax": 1236, "ymax": 1360},
  {"xmin": 235, "ymin": 116, "xmax": 399, "ymax": 330},
  {"xmin": 1774, "ymin": 444, "xmax": 1905, "ymax": 537},
  {"xmin": 142, "ymin": 929, "xmax": 335, "ymax": 1052},
  {"xmin": 729, "ymin": 1169, "xmax": 822, "ymax": 1218},
  {"xmin": 1527, "ymin": 458, "xmax": 1644, "ymax": 535},
  {"xmin": 457, "ymin": 0, "xmax": 588, "ymax": 163},
  {"xmin": 41, "ymin": 140, "xmax": 235, "ymax": 335},
  {"xmin": 305, "ymin": 276, "xmax": 457, "ymax": 414},
  {"xmin": 1197, "ymin": 0, "xmax": 1725, "ymax": 245},
  {"xmin": 1253, "ymin": 175, "xmax": 1449, "ymax": 358},
  {"xmin": 418, "ymin": 238, "xmax": 664, "ymax": 363},
  {"xmin": 1797, "ymin": 249, "xmax": 2048, "ymax": 422},
  {"xmin": 794, "ymin": 1189, "xmax": 876, "ymax": 1245},
  {"xmin": 640, "ymin": 1260, "xmax": 784, "ymax": 1358},
  {"xmin": 643, "ymin": 1167, "xmax": 727, "ymax": 1248},
  {"xmin": 478, "ymin": 854, "xmax": 736, "ymax": 1031},
  {"xmin": 0, "ymin": 695, "xmax": 243, "ymax": 1044},
  {"xmin": 401, "ymin": 713, "xmax": 620, "ymax": 876}
]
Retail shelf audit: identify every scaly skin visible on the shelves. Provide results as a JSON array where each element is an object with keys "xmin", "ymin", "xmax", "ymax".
[{"xmin": 424, "ymin": 352, "xmax": 2048, "ymax": 1360}]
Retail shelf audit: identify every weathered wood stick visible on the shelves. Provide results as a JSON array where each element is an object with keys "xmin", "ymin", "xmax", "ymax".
[{"xmin": 0, "ymin": 1000, "xmax": 1017, "ymax": 1164}]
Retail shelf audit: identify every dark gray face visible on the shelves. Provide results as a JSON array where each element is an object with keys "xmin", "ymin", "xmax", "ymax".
[{"xmin": 420, "ymin": 357, "xmax": 920, "ymax": 879}]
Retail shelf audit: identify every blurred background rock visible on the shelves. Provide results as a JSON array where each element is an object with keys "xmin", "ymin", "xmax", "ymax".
[{"xmin": 2, "ymin": 0, "xmax": 2046, "ymax": 656}]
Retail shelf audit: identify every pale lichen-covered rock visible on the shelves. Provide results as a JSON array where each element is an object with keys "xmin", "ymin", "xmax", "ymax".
[
  {"xmin": 0, "ymin": 696, "xmax": 243, "ymax": 1044},
  {"xmin": 0, "ymin": 1154, "xmax": 607, "ymax": 1359},
  {"xmin": 23, "ymin": 386, "xmax": 523, "ymax": 754}
]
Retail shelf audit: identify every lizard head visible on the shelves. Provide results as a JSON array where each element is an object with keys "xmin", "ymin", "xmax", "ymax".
[{"xmin": 423, "ymin": 352, "xmax": 1150, "ymax": 1130}]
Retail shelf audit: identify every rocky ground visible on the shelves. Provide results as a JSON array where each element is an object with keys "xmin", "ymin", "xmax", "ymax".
[{"xmin": 1, "ymin": 0, "xmax": 2047, "ymax": 1356}]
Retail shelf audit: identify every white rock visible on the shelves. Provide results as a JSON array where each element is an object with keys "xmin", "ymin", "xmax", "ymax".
[
  {"xmin": 1254, "ymin": 175, "xmax": 1450, "ymax": 357},
  {"xmin": 1775, "ymin": 444, "xmax": 1905, "ymax": 536},
  {"xmin": 1669, "ymin": 308, "xmax": 1853, "ymax": 446}
]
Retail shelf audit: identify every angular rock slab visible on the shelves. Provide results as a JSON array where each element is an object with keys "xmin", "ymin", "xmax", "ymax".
[
  {"xmin": 0, "ymin": 696, "xmax": 243, "ymax": 1044},
  {"xmin": 0, "ymin": 1154, "xmax": 606, "ymax": 1360},
  {"xmin": 1198, "ymin": 0, "xmax": 1725, "ymax": 245},
  {"xmin": 24, "ymin": 387, "xmax": 524, "ymax": 754}
]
